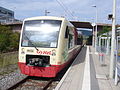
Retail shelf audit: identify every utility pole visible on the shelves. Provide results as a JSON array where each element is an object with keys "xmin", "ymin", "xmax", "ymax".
[
  {"xmin": 45, "ymin": 10, "xmax": 50, "ymax": 16},
  {"xmin": 109, "ymin": 0, "xmax": 116, "ymax": 78}
]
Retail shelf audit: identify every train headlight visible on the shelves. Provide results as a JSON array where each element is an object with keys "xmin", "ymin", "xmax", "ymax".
[
  {"xmin": 21, "ymin": 48, "xmax": 25, "ymax": 54},
  {"xmin": 52, "ymin": 49, "xmax": 56, "ymax": 56}
]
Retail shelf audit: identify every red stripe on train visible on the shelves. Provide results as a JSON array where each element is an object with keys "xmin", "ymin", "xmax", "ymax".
[{"xmin": 18, "ymin": 60, "xmax": 71, "ymax": 77}]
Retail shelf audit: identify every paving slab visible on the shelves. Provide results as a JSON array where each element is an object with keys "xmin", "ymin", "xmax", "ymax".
[
  {"xmin": 55, "ymin": 47, "xmax": 87, "ymax": 90},
  {"xmin": 55, "ymin": 46, "xmax": 120, "ymax": 90},
  {"xmin": 90, "ymin": 46, "xmax": 120, "ymax": 90}
]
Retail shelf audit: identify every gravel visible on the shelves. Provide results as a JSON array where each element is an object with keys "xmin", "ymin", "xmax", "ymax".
[
  {"xmin": 0, "ymin": 70, "xmax": 27, "ymax": 90},
  {"xmin": 0, "ymin": 64, "xmax": 18, "ymax": 76}
]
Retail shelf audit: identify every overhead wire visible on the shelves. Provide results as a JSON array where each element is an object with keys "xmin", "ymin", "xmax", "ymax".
[
  {"xmin": 55, "ymin": 0, "xmax": 75, "ymax": 20},
  {"xmin": 58, "ymin": 0, "xmax": 74, "ymax": 17}
]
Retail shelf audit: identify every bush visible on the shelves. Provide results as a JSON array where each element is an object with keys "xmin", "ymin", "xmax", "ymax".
[
  {"xmin": 0, "ymin": 34, "xmax": 9, "ymax": 52},
  {"xmin": 9, "ymin": 32, "xmax": 20, "ymax": 51},
  {"xmin": 0, "ymin": 25, "xmax": 20, "ymax": 52}
]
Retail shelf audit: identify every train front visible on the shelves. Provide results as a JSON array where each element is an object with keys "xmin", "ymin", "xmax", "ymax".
[{"xmin": 18, "ymin": 17, "xmax": 62, "ymax": 77}]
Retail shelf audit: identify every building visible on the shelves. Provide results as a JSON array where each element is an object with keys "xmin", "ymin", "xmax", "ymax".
[{"xmin": 0, "ymin": 6, "xmax": 14, "ymax": 23}]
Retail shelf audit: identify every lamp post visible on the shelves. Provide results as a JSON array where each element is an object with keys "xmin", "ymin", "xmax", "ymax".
[
  {"xmin": 91, "ymin": 22, "xmax": 96, "ymax": 47},
  {"xmin": 45, "ymin": 10, "xmax": 50, "ymax": 16},
  {"xmin": 109, "ymin": 0, "xmax": 116, "ymax": 79},
  {"xmin": 92, "ymin": 5, "xmax": 98, "ymax": 52}
]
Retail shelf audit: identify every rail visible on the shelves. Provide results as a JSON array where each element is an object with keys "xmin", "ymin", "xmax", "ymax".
[{"xmin": 7, "ymin": 76, "xmax": 54, "ymax": 90}]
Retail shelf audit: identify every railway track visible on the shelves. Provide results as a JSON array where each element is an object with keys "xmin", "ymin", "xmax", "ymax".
[
  {"xmin": 7, "ymin": 76, "xmax": 54, "ymax": 90},
  {"xmin": 7, "ymin": 76, "xmax": 28, "ymax": 90},
  {"xmin": 6, "ymin": 63, "xmax": 71, "ymax": 90}
]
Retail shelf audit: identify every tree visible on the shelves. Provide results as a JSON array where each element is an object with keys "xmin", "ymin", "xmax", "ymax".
[
  {"xmin": 0, "ymin": 34, "xmax": 8, "ymax": 52},
  {"xmin": 98, "ymin": 26, "xmax": 111, "ymax": 36},
  {"xmin": 0, "ymin": 25, "xmax": 12, "ymax": 52},
  {"xmin": 0, "ymin": 25, "xmax": 20, "ymax": 52},
  {"xmin": 9, "ymin": 32, "xmax": 20, "ymax": 50}
]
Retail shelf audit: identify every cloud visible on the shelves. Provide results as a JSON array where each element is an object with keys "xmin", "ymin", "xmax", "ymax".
[
  {"xmin": 0, "ymin": 0, "xmax": 62, "ymax": 19},
  {"xmin": 0, "ymin": 0, "xmax": 120, "ymax": 24},
  {"xmin": 0, "ymin": 0, "xmax": 57, "ymax": 11}
]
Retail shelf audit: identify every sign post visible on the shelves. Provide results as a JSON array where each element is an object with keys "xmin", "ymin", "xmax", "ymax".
[{"xmin": 91, "ymin": 23, "xmax": 96, "ymax": 47}]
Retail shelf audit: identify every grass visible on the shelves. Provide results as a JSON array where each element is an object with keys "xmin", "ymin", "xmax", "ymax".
[{"xmin": 0, "ymin": 52, "xmax": 18, "ymax": 75}]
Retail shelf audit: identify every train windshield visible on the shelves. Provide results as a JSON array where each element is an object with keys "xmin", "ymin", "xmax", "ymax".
[{"xmin": 21, "ymin": 20, "xmax": 62, "ymax": 48}]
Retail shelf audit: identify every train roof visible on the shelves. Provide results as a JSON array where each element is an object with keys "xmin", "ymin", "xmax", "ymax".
[{"xmin": 24, "ymin": 16, "xmax": 66, "ymax": 21}]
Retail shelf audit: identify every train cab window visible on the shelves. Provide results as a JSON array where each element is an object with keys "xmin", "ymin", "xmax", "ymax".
[{"xmin": 21, "ymin": 20, "xmax": 62, "ymax": 48}]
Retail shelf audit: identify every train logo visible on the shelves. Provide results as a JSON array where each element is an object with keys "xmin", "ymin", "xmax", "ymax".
[
  {"xmin": 37, "ymin": 50, "xmax": 52, "ymax": 55},
  {"xmin": 36, "ymin": 49, "xmax": 56, "ymax": 56}
]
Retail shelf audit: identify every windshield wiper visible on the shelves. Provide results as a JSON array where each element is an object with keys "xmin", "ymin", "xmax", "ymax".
[{"xmin": 23, "ymin": 33, "xmax": 39, "ymax": 51}]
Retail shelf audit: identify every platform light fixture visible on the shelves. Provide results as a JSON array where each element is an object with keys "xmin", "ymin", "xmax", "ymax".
[
  {"xmin": 108, "ymin": 14, "xmax": 113, "ymax": 20},
  {"xmin": 45, "ymin": 10, "xmax": 50, "ymax": 16}
]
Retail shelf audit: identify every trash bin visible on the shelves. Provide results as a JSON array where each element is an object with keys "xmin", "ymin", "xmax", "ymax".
[{"xmin": 99, "ymin": 53, "xmax": 105, "ymax": 66}]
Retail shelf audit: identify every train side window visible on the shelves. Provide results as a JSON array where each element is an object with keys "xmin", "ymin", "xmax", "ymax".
[
  {"xmin": 68, "ymin": 34, "xmax": 74, "ymax": 49},
  {"xmin": 68, "ymin": 28, "xmax": 74, "ymax": 49},
  {"xmin": 65, "ymin": 26, "xmax": 69, "ymax": 38}
]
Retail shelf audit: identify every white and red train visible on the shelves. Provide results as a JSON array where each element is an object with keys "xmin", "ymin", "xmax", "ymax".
[{"xmin": 18, "ymin": 16, "xmax": 83, "ymax": 77}]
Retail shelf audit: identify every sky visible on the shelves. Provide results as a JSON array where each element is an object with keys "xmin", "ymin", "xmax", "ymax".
[{"xmin": 0, "ymin": 0, "xmax": 120, "ymax": 24}]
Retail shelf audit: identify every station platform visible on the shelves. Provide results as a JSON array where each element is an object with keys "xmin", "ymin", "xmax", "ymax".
[{"xmin": 55, "ymin": 46, "xmax": 120, "ymax": 90}]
